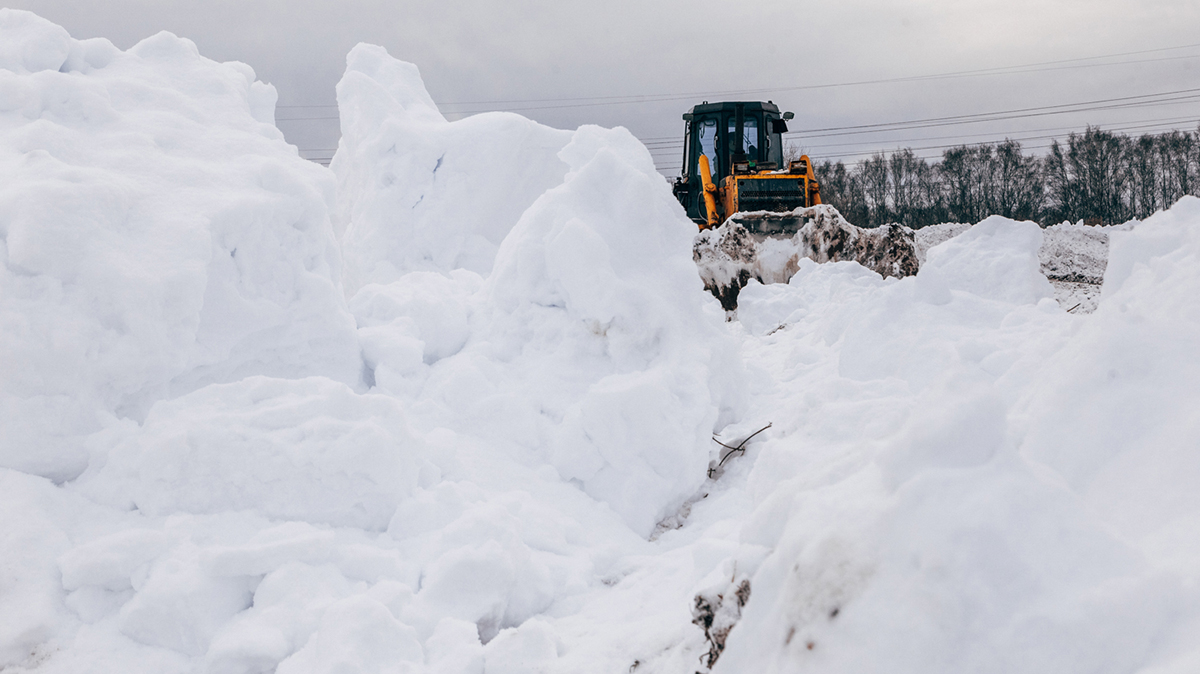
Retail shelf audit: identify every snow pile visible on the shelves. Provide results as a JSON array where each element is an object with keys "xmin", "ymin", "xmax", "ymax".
[
  {"xmin": 0, "ymin": 10, "xmax": 362, "ymax": 483},
  {"xmin": 919, "ymin": 219, "xmax": 1121, "ymax": 283},
  {"xmin": 334, "ymin": 46, "xmax": 744, "ymax": 536},
  {"xmin": 919, "ymin": 218, "xmax": 1135, "ymax": 313},
  {"xmin": 1023, "ymin": 198, "xmax": 1200, "ymax": 570},
  {"xmin": 919, "ymin": 215, "xmax": 1054, "ymax": 305},
  {"xmin": 4, "ymin": 12, "xmax": 1200, "ymax": 674},
  {"xmin": 2, "ymin": 26, "xmax": 745, "ymax": 674},
  {"xmin": 713, "ymin": 199, "xmax": 1200, "ymax": 673},
  {"xmin": 332, "ymin": 44, "xmax": 574, "ymax": 294},
  {"xmin": 468, "ymin": 124, "xmax": 744, "ymax": 535}
]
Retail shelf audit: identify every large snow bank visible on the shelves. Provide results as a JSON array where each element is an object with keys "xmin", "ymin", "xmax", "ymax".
[
  {"xmin": 333, "ymin": 46, "xmax": 745, "ymax": 537},
  {"xmin": 1022, "ymin": 196, "xmax": 1200, "ymax": 571},
  {"xmin": 711, "ymin": 202, "xmax": 1200, "ymax": 673},
  {"xmin": 0, "ymin": 10, "xmax": 362, "ymax": 482},
  {"xmin": 2, "ymin": 28, "xmax": 746, "ymax": 674}
]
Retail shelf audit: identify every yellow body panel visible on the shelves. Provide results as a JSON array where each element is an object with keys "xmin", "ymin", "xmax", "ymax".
[{"xmin": 698, "ymin": 155, "xmax": 822, "ymax": 230}]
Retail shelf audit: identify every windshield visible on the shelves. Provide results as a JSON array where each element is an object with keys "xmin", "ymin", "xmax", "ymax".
[{"xmin": 728, "ymin": 117, "xmax": 759, "ymax": 159}]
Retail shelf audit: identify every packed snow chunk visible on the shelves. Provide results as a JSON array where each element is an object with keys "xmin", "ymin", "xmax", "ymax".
[
  {"xmin": 393, "ymin": 486, "xmax": 576, "ymax": 644},
  {"xmin": 116, "ymin": 541, "xmax": 258, "ymax": 656},
  {"xmin": 276, "ymin": 595, "xmax": 423, "ymax": 674},
  {"xmin": 58, "ymin": 528, "xmax": 175, "ymax": 594},
  {"xmin": 919, "ymin": 215, "xmax": 1053, "ymax": 305},
  {"xmin": 735, "ymin": 258, "xmax": 889, "ymax": 338},
  {"xmin": 0, "ymin": 8, "xmax": 72, "ymax": 74},
  {"xmin": 466, "ymin": 124, "xmax": 745, "ymax": 536},
  {"xmin": 1021, "ymin": 196, "xmax": 1200, "ymax": 571},
  {"xmin": 351, "ymin": 270, "xmax": 481, "ymax": 392},
  {"xmin": 78, "ymin": 377, "xmax": 425, "ymax": 530},
  {"xmin": 205, "ymin": 560, "xmax": 356, "ymax": 674},
  {"xmin": 483, "ymin": 618, "xmax": 560, "ymax": 674},
  {"xmin": 0, "ymin": 470, "xmax": 76, "ymax": 669},
  {"xmin": 0, "ymin": 12, "xmax": 362, "ymax": 483},
  {"xmin": 333, "ymin": 44, "xmax": 574, "ymax": 293}
]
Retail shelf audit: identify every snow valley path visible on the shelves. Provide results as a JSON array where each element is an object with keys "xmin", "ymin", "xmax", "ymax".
[{"xmin": 2, "ymin": 11, "xmax": 1199, "ymax": 674}]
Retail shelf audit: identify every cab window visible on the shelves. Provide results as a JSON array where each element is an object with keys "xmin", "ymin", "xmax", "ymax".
[
  {"xmin": 698, "ymin": 118, "xmax": 718, "ymax": 179},
  {"xmin": 728, "ymin": 117, "xmax": 759, "ymax": 159}
]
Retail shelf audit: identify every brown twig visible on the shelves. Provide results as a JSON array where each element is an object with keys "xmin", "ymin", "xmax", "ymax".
[{"xmin": 1067, "ymin": 302, "xmax": 1082, "ymax": 313}]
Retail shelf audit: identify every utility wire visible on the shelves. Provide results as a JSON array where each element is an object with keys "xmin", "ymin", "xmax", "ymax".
[
  {"xmin": 435, "ymin": 43, "xmax": 1200, "ymax": 109},
  {"xmin": 642, "ymin": 96, "xmax": 1200, "ymax": 152},
  {"xmin": 791, "ymin": 115, "xmax": 1200, "ymax": 151},
  {"xmin": 789, "ymin": 88, "xmax": 1200, "ymax": 135},
  {"xmin": 273, "ymin": 41, "xmax": 1200, "ymax": 118},
  {"xmin": 648, "ymin": 116, "xmax": 1200, "ymax": 169}
]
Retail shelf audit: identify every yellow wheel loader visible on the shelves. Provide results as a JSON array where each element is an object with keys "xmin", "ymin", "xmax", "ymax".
[
  {"xmin": 671, "ymin": 101, "xmax": 822, "ymax": 233},
  {"xmin": 677, "ymin": 101, "xmax": 919, "ymax": 312}
]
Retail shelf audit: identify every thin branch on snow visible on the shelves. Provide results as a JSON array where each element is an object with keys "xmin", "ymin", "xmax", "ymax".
[{"xmin": 709, "ymin": 423, "xmax": 773, "ymax": 478}]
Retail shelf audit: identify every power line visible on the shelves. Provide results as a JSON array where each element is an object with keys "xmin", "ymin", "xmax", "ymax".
[
  {"xmin": 640, "ymin": 87, "xmax": 1200, "ymax": 150},
  {"xmin": 649, "ymin": 116, "xmax": 1199, "ymax": 170},
  {"xmin": 788, "ymin": 87, "xmax": 1200, "ymax": 136},
  {"xmin": 805, "ymin": 119, "xmax": 1199, "ymax": 161},
  {"xmin": 442, "ymin": 47, "xmax": 1200, "ymax": 107},
  {"xmin": 437, "ymin": 48, "xmax": 1200, "ymax": 114},
  {"xmin": 791, "ymin": 115, "xmax": 1200, "ymax": 152},
  {"xmin": 273, "ymin": 42, "xmax": 1200, "ymax": 119}
]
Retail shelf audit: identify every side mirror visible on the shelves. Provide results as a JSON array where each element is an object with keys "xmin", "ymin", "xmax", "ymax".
[
  {"xmin": 771, "ymin": 119, "xmax": 789, "ymax": 134},
  {"xmin": 782, "ymin": 112, "xmax": 795, "ymax": 120},
  {"xmin": 683, "ymin": 113, "xmax": 694, "ymax": 121}
]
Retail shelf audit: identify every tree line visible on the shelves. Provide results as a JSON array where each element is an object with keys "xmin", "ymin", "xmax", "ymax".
[{"xmin": 802, "ymin": 126, "xmax": 1200, "ymax": 228}]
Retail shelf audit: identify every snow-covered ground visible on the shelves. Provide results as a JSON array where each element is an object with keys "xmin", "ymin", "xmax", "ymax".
[{"xmin": 2, "ymin": 12, "xmax": 1199, "ymax": 674}]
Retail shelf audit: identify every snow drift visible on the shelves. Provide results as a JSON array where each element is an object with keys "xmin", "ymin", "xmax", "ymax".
[
  {"xmin": 2, "ymin": 11, "xmax": 1200, "ymax": 674},
  {"xmin": 333, "ymin": 44, "xmax": 744, "ymax": 537},
  {"xmin": 0, "ymin": 10, "xmax": 362, "ymax": 483}
]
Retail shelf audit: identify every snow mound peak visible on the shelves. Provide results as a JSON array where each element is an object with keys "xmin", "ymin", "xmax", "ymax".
[
  {"xmin": 921, "ymin": 215, "xmax": 1054, "ymax": 305},
  {"xmin": 0, "ymin": 14, "xmax": 362, "ymax": 482},
  {"xmin": 332, "ymin": 44, "xmax": 574, "ymax": 292}
]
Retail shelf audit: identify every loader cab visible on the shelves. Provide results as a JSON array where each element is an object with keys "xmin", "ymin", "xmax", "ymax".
[{"xmin": 672, "ymin": 101, "xmax": 793, "ymax": 223}]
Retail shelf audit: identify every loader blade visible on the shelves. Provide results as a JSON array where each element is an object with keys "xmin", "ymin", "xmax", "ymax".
[{"xmin": 694, "ymin": 205, "xmax": 920, "ymax": 313}]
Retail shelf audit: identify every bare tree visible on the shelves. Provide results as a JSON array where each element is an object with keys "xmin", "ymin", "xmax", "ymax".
[{"xmin": 859, "ymin": 153, "xmax": 890, "ymax": 227}]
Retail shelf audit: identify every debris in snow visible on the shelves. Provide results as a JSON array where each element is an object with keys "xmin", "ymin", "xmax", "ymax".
[
  {"xmin": 693, "ymin": 205, "xmax": 919, "ymax": 310},
  {"xmin": 691, "ymin": 576, "xmax": 752, "ymax": 670},
  {"xmin": 707, "ymin": 422, "xmax": 772, "ymax": 479}
]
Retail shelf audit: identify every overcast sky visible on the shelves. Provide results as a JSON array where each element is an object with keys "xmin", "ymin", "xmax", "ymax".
[{"xmin": 6, "ymin": 0, "xmax": 1199, "ymax": 173}]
